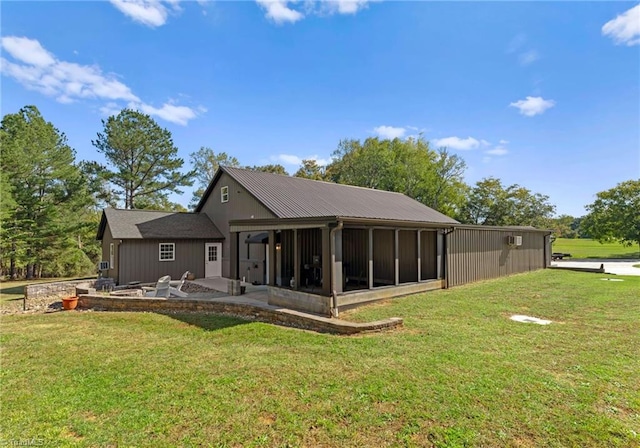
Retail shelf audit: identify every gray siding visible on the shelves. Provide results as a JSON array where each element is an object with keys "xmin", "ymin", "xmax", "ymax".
[
  {"xmin": 117, "ymin": 239, "xmax": 208, "ymax": 285},
  {"xmin": 446, "ymin": 228, "xmax": 546, "ymax": 287},
  {"xmin": 398, "ymin": 230, "xmax": 418, "ymax": 283},
  {"xmin": 373, "ymin": 229, "xmax": 395, "ymax": 285},
  {"xmin": 199, "ymin": 172, "xmax": 276, "ymax": 278},
  {"xmin": 100, "ymin": 225, "xmax": 120, "ymax": 282}
]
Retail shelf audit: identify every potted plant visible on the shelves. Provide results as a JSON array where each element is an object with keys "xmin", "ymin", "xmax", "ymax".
[{"xmin": 62, "ymin": 296, "xmax": 79, "ymax": 310}]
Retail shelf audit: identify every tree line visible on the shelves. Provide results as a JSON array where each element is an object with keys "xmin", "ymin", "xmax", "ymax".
[{"xmin": 2, "ymin": 105, "xmax": 638, "ymax": 279}]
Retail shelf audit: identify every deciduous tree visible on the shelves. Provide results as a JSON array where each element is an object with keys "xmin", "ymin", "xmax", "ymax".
[
  {"xmin": 582, "ymin": 180, "xmax": 640, "ymax": 252},
  {"xmin": 188, "ymin": 147, "xmax": 240, "ymax": 208}
]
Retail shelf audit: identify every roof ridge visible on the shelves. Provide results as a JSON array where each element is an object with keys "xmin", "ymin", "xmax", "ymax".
[
  {"xmin": 223, "ymin": 165, "xmax": 406, "ymax": 195},
  {"xmin": 108, "ymin": 208, "xmax": 198, "ymax": 215}
]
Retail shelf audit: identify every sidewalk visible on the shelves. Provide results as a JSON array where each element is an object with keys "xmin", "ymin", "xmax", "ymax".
[{"xmin": 551, "ymin": 259, "xmax": 640, "ymax": 276}]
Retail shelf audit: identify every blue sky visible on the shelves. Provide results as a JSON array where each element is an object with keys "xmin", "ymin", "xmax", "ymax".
[{"xmin": 2, "ymin": 1, "xmax": 639, "ymax": 217}]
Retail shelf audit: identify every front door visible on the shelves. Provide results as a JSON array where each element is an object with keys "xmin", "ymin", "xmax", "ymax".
[{"xmin": 205, "ymin": 243, "xmax": 222, "ymax": 277}]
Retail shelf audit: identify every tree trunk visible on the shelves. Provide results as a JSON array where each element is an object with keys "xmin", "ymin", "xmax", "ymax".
[
  {"xmin": 10, "ymin": 241, "xmax": 16, "ymax": 280},
  {"xmin": 26, "ymin": 263, "xmax": 34, "ymax": 280}
]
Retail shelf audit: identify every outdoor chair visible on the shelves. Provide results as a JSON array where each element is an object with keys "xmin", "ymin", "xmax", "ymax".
[
  {"xmin": 143, "ymin": 275, "xmax": 171, "ymax": 298},
  {"xmin": 168, "ymin": 271, "xmax": 190, "ymax": 298}
]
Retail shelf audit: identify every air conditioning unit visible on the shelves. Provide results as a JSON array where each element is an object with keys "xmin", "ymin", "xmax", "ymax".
[
  {"xmin": 507, "ymin": 235, "xmax": 523, "ymax": 246},
  {"xmin": 98, "ymin": 261, "xmax": 110, "ymax": 270}
]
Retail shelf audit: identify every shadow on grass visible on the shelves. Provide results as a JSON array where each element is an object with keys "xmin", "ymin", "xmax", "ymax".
[{"xmin": 161, "ymin": 312, "xmax": 250, "ymax": 332}]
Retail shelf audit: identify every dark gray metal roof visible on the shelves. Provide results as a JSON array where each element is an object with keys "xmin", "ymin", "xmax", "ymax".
[
  {"xmin": 98, "ymin": 208, "xmax": 224, "ymax": 240},
  {"xmin": 221, "ymin": 166, "xmax": 459, "ymax": 224}
]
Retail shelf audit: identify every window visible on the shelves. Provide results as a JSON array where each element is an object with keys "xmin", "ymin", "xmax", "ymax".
[
  {"xmin": 221, "ymin": 186, "xmax": 229, "ymax": 203},
  {"xmin": 208, "ymin": 244, "xmax": 218, "ymax": 262},
  {"xmin": 159, "ymin": 243, "xmax": 175, "ymax": 261},
  {"xmin": 109, "ymin": 243, "xmax": 114, "ymax": 268}
]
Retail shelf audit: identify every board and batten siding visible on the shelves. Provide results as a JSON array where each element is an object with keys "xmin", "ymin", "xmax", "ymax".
[
  {"xmin": 199, "ymin": 172, "xmax": 276, "ymax": 278},
  {"xmin": 446, "ymin": 228, "xmax": 547, "ymax": 287},
  {"xmin": 100, "ymin": 224, "xmax": 119, "ymax": 282},
  {"xmin": 117, "ymin": 239, "xmax": 207, "ymax": 285}
]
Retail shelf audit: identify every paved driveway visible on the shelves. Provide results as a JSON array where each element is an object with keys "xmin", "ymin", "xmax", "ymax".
[{"xmin": 552, "ymin": 259, "xmax": 640, "ymax": 276}]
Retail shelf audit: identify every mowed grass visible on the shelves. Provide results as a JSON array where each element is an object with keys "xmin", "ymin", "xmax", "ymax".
[
  {"xmin": 552, "ymin": 238, "xmax": 639, "ymax": 259},
  {"xmin": 1, "ymin": 270, "xmax": 639, "ymax": 447}
]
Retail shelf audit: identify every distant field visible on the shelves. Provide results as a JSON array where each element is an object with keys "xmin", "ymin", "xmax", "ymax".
[{"xmin": 552, "ymin": 238, "xmax": 639, "ymax": 259}]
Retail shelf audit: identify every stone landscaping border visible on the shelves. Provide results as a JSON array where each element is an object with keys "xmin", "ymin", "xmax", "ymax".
[{"xmin": 78, "ymin": 295, "xmax": 403, "ymax": 335}]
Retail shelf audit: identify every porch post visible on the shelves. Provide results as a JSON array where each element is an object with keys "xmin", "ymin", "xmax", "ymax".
[
  {"xmin": 417, "ymin": 230, "xmax": 422, "ymax": 282},
  {"xmin": 268, "ymin": 230, "xmax": 277, "ymax": 286},
  {"xmin": 230, "ymin": 232, "xmax": 240, "ymax": 280},
  {"xmin": 394, "ymin": 229, "xmax": 399, "ymax": 286},
  {"xmin": 293, "ymin": 229, "xmax": 300, "ymax": 290},
  {"xmin": 368, "ymin": 228, "xmax": 374, "ymax": 289}
]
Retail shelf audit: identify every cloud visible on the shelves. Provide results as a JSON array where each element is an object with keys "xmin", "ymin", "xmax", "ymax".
[
  {"xmin": 507, "ymin": 33, "xmax": 526, "ymax": 54},
  {"xmin": 109, "ymin": 0, "xmax": 182, "ymax": 27},
  {"xmin": 433, "ymin": 136, "xmax": 480, "ymax": 151},
  {"xmin": 373, "ymin": 125, "xmax": 406, "ymax": 139},
  {"xmin": 1, "ymin": 36, "xmax": 202, "ymax": 126},
  {"xmin": 256, "ymin": 0, "xmax": 304, "ymax": 24},
  {"xmin": 256, "ymin": 0, "xmax": 372, "ymax": 23},
  {"xmin": 499, "ymin": 139, "xmax": 509, "ymax": 144},
  {"xmin": 518, "ymin": 49, "xmax": 539, "ymax": 66},
  {"xmin": 485, "ymin": 146, "xmax": 508, "ymax": 156},
  {"xmin": 509, "ymin": 96, "xmax": 555, "ymax": 117},
  {"xmin": 272, "ymin": 154, "xmax": 330, "ymax": 166},
  {"xmin": 602, "ymin": 4, "xmax": 640, "ymax": 46}
]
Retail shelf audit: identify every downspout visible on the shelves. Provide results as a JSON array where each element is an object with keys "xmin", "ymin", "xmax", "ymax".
[
  {"xmin": 330, "ymin": 220, "xmax": 344, "ymax": 318},
  {"xmin": 544, "ymin": 231, "xmax": 553, "ymax": 268},
  {"xmin": 442, "ymin": 228, "xmax": 456, "ymax": 289}
]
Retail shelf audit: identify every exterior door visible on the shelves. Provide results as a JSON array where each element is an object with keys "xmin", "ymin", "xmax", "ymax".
[{"xmin": 205, "ymin": 243, "xmax": 222, "ymax": 277}]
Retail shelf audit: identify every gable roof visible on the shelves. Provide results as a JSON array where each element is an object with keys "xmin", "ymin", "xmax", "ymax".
[
  {"xmin": 196, "ymin": 166, "xmax": 459, "ymax": 225},
  {"xmin": 97, "ymin": 208, "xmax": 224, "ymax": 240}
]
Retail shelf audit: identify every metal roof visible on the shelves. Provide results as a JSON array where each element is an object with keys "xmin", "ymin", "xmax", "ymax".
[
  {"xmin": 97, "ymin": 208, "xmax": 224, "ymax": 240},
  {"xmin": 215, "ymin": 166, "xmax": 459, "ymax": 224}
]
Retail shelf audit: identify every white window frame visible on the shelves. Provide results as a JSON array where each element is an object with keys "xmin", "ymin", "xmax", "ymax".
[
  {"xmin": 159, "ymin": 243, "xmax": 175, "ymax": 261},
  {"xmin": 221, "ymin": 186, "xmax": 229, "ymax": 203},
  {"xmin": 109, "ymin": 243, "xmax": 114, "ymax": 269}
]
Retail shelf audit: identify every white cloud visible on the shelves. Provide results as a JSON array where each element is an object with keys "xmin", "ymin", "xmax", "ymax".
[
  {"xmin": 433, "ymin": 136, "xmax": 480, "ymax": 151},
  {"xmin": 509, "ymin": 96, "xmax": 555, "ymax": 117},
  {"xmin": 486, "ymin": 146, "xmax": 508, "ymax": 156},
  {"xmin": 519, "ymin": 49, "xmax": 539, "ymax": 66},
  {"xmin": 1, "ymin": 36, "xmax": 202, "ymax": 126},
  {"xmin": 256, "ymin": 0, "xmax": 304, "ymax": 24},
  {"xmin": 602, "ymin": 4, "xmax": 640, "ymax": 46},
  {"xmin": 499, "ymin": 139, "xmax": 509, "ymax": 144},
  {"xmin": 1, "ymin": 36, "xmax": 55, "ymax": 66},
  {"xmin": 109, "ymin": 0, "xmax": 181, "ymax": 27},
  {"xmin": 272, "ymin": 154, "xmax": 330, "ymax": 166},
  {"xmin": 373, "ymin": 125, "xmax": 406, "ymax": 139},
  {"xmin": 256, "ymin": 0, "xmax": 372, "ymax": 23},
  {"xmin": 480, "ymin": 139, "xmax": 491, "ymax": 147},
  {"xmin": 507, "ymin": 33, "xmax": 526, "ymax": 54}
]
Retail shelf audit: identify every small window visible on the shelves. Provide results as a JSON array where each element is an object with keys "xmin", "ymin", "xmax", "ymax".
[
  {"xmin": 221, "ymin": 186, "xmax": 229, "ymax": 203},
  {"xmin": 208, "ymin": 245, "xmax": 218, "ymax": 262},
  {"xmin": 159, "ymin": 243, "xmax": 175, "ymax": 261},
  {"xmin": 109, "ymin": 243, "xmax": 114, "ymax": 269}
]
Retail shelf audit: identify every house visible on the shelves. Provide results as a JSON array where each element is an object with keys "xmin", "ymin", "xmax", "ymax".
[{"xmin": 98, "ymin": 166, "xmax": 552, "ymax": 315}]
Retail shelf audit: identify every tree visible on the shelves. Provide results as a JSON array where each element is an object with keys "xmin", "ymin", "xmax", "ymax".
[
  {"xmin": 1, "ymin": 105, "xmax": 95, "ymax": 278},
  {"xmin": 92, "ymin": 109, "xmax": 194, "ymax": 209},
  {"xmin": 548, "ymin": 214, "xmax": 578, "ymax": 238},
  {"xmin": 582, "ymin": 180, "xmax": 640, "ymax": 252},
  {"xmin": 459, "ymin": 177, "xmax": 556, "ymax": 227},
  {"xmin": 188, "ymin": 147, "xmax": 240, "ymax": 208},
  {"xmin": 246, "ymin": 164, "xmax": 288, "ymax": 175},
  {"xmin": 294, "ymin": 159, "xmax": 325, "ymax": 180},
  {"xmin": 325, "ymin": 136, "xmax": 467, "ymax": 215}
]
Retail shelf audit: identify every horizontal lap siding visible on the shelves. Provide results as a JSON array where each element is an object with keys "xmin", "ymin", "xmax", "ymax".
[
  {"xmin": 446, "ymin": 229, "xmax": 546, "ymax": 287},
  {"xmin": 118, "ymin": 240, "xmax": 206, "ymax": 284}
]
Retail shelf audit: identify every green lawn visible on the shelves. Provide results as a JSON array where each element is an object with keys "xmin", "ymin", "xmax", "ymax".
[
  {"xmin": 552, "ymin": 238, "xmax": 640, "ymax": 259},
  {"xmin": 1, "ymin": 270, "xmax": 638, "ymax": 447}
]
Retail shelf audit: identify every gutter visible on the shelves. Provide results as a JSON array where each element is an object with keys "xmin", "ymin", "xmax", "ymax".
[{"xmin": 330, "ymin": 220, "xmax": 344, "ymax": 318}]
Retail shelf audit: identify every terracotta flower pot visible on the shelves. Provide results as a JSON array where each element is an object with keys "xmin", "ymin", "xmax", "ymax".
[{"xmin": 62, "ymin": 296, "xmax": 79, "ymax": 310}]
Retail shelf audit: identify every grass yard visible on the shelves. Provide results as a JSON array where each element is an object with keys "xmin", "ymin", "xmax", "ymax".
[
  {"xmin": 1, "ymin": 270, "xmax": 639, "ymax": 447},
  {"xmin": 552, "ymin": 238, "xmax": 639, "ymax": 259}
]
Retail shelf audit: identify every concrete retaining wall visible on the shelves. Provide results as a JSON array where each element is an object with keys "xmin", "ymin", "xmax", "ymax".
[
  {"xmin": 24, "ymin": 278, "xmax": 106, "ymax": 301},
  {"xmin": 77, "ymin": 295, "xmax": 403, "ymax": 335},
  {"xmin": 268, "ymin": 287, "xmax": 332, "ymax": 316}
]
